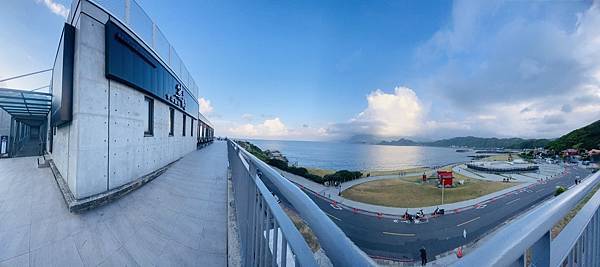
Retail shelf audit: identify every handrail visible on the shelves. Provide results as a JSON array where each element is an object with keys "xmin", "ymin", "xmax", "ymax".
[
  {"xmin": 551, "ymin": 183, "xmax": 600, "ymax": 266},
  {"xmin": 230, "ymin": 140, "xmax": 375, "ymax": 267},
  {"xmin": 229, "ymin": 142, "xmax": 316, "ymax": 266},
  {"xmin": 454, "ymin": 170, "xmax": 600, "ymax": 266}
]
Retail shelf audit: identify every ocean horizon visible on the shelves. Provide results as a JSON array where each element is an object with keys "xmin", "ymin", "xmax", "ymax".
[{"xmin": 247, "ymin": 139, "xmax": 475, "ymax": 171}]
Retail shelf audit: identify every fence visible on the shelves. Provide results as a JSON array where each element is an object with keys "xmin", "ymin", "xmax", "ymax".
[
  {"xmin": 228, "ymin": 140, "xmax": 375, "ymax": 266},
  {"xmin": 454, "ymin": 170, "xmax": 600, "ymax": 266}
]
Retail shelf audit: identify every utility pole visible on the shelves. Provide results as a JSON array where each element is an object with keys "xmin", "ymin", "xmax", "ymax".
[{"xmin": 441, "ymin": 183, "xmax": 445, "ymax": 205}]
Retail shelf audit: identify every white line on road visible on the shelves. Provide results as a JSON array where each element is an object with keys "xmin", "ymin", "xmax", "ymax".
[
  {"xmin": 456, "ymin": 216, "xmax": 480, "ymax": 227},
  {"xmin": 505, "ymin": 198, "xmax": 521, "ymax": 205},
  {"xmin": 535, "ymin": 189, "xmax": 544, "ymax": 193},
  {"xmin": 326, "ymin": 213, "xmax": 342, "ymax": 221},
  {"xmin": 382, "ymin": 232, "xmax": 416, "ymax": 237}
]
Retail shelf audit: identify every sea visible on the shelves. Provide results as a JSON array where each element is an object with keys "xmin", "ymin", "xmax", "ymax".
[{"xmin": 249, "ymin": 139, "xmax": 476, "ymax": 171}]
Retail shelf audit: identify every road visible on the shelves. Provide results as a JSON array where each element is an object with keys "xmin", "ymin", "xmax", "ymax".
[{"xmin": 263, "ymin": 165, "xmax": 594, "ymax": 262}]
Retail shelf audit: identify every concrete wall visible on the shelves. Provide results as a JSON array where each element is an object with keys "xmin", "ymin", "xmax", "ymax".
[{"xmin": 50, "ymin": 4, "xmax": 197, "ymax": 199}]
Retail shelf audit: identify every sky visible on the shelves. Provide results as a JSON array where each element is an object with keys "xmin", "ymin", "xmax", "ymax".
[{"xmin": 1, "ymin": 0, "xmax": 600, "ymax": 141}]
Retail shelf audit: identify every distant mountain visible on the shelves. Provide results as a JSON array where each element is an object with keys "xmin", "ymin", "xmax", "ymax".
[
  {"xmin": 377, "ymin": 136, "xmax": 551, "ymax": 149},
  {"xmin": 546, "ymin": 120, "xmax": 600, "ymax": 151},
  {"xmin": 425, "ymin": 136, "xmax": 551, "ymax": 149},
  {"xmin": 379, "ymin": 138, "xmax": 419, "ymax": 146},
  {"xmin": 346, "ymin": 134, "xmax": 381, "ymax": 144}
]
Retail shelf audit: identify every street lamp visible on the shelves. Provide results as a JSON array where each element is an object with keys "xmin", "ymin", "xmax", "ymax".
[{"xmin": 441, "ymin": 182, "xmax": 445, "ymax": 205}]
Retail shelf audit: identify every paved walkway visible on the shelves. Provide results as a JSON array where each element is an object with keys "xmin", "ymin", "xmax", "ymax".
[
  {"xmin": 452, "ymin": 163, "xmax": 565, "ymax": 183},
  {"xmin": 0, "ymin": 141, "xmax": 228, "ymax": 266}
]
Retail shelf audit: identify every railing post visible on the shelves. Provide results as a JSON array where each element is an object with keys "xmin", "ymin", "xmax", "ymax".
[
  {"xmin": 530, "ymin": 231, "xmax": 550, "ymax": 266},
  {"xmin": 263, "ymin": 208, "xmax": 271, "ymax": 267},
  {"xmin": 585, "ymin": 223, "xmax": 592, "ymax": 266},
  {"xmin": 592, "ymin": 214, "xmax": 600, "ymax": 266},
  {"xmin": 272, "ymin": 221, "xmax": 279, "ymax": 267}
]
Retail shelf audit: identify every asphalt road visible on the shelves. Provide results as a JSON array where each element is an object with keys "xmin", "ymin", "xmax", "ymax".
[{"xmin": 264, "ymin": 165, "xmax": 594, "ymax": 262}]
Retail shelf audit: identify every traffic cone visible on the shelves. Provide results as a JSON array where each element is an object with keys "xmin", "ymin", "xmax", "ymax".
[{"xmin": 456, "ymin": 246, "xmax": 463, "ymax": 258}]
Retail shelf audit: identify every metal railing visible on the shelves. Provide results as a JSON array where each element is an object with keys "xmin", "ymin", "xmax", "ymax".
[
  {"xmin": 228, "ymin": 140, "xmax": 375, "ymax": 267},
  {"xmin": 454, "ymin": 170, "xmax": 600, "ymax": 267}
]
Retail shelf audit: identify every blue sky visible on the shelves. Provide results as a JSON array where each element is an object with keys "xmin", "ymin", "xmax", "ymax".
[{"xmin": 2, "ymin": 0, "xmax": 600, "ymax": 141}]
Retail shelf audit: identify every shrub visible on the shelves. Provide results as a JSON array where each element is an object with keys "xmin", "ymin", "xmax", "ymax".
[
  {"xmin": 324, "ymin": 170, "xmax": 363, "ymax": 183},
  {"xmin": 268, "ymin": 158, "xmax": 289, "ymax": 170},
  {"xmin": 238, "ymin": 141, "xmax": 358, "ymax": 185},
  {"xmin": 555, "ymin": 186, "xmax": 566, "ymax": 196}
]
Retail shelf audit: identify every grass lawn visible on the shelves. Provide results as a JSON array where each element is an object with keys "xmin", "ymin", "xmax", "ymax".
[{"xmin": 341, "ymin": 173, "xmax": 516, "ymax": 208}]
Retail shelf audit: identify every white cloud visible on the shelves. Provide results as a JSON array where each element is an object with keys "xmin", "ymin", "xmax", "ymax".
[
  {"xmin": 37, "ymin": 0, "xmax": 69, "ymax": 19},
  {"xmin": 198, "ymin": 97, "xmax": 214, "ymax": 115},
  {"xmin": 229, "ymin": 118, "xmax": 288, "ymax": 138},
  {"xmin": 411, "ymin": 0, "xmax": 600, "ymax": 138},
  {"xmin": 328, "ymin": 86, "xmax": 425, "ymax": 137},
  {"xmin": 213, "ymin": 116, "xmax": 329, "ymax": 141}
]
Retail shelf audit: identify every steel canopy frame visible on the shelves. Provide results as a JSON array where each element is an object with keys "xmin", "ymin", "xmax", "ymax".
[{"xmin": 0, "ymin": 87, "xmax": 52, "ymax": 119}]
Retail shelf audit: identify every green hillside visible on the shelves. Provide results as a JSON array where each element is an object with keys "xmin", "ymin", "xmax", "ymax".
[
  {"xmin": 425, "ymin": 136, "xmax": 550, "ymax": 149},
  {"xmin": 546, "ymin": 120, "xmax": 600, "ymax": 151},
  {"xmin": 378, "ymin": 136, "xmax": 550, "ymax": 149}
]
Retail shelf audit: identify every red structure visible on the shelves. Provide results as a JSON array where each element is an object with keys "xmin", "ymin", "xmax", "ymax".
[{"xmin": 437, "ymin": 170, "xmax": 454, "ymax": 187}]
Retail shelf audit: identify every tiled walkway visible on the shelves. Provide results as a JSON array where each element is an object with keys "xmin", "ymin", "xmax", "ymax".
[{"xmin": 0, "ymin": 141, "xmax": 228, "ymax": 266}]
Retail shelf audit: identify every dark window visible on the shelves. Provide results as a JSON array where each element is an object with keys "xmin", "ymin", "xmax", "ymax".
[
  {"xmin": 182, "ymin": 115, "xmax": 186, "ymax": 136},
  {"xmin": 169, "ymin": 108, "xmax": 174, "ymax": 136},
  {"xmin": 190, "ymin": 119, "xmax": 194, "ymax": 137},
  {"xmin": 144, "ymin": 97, "xmax": 154, "ymax": 136}
]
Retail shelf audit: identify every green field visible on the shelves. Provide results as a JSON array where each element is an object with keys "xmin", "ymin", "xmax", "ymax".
[{"xmin": 341, "ymin": 173, "xmax": 516, "ymax": 208}]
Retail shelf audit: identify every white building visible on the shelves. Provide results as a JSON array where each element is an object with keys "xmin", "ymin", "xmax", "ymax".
[{"xmin": 0, "ymin": 0, "xmax": 214, "ymax": 210}]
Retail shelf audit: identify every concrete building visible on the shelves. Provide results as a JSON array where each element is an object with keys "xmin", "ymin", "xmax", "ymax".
[{"xmin": 0, "ymin": 0, "xmax": 214, "ymax": 206}]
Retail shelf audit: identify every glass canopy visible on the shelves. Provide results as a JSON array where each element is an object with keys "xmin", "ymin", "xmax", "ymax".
[{"xmin": 0, "ymin": 88, "xmax": 51, "ymax": 120}]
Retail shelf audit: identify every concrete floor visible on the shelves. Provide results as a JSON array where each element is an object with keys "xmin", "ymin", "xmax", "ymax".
[{"xmin": 0, "ymin": 141, "xmax": 228, "ymax": 266}]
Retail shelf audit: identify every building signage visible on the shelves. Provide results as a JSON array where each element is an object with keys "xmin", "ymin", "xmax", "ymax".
[
  {"xmin": 104, "ymin": 20, "xmax": 198, "ymax": 117},
  {"xmin": 51, "ymin": 23, "xmax": 76, "ymax": 127},
  {"xmin": 166, "ymin": 84, "xmax": 186, "ymax": 110}
]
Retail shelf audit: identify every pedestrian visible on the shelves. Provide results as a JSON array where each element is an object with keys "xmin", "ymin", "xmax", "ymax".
[{"xmin": 420, "ymin": 246, "xmax": 427, "ymax": 266}]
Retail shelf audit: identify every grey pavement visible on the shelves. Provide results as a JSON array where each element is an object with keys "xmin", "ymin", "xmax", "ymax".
[
  {"xmin": 452, "ymin": 163, "xmax": 565, "ymax": 183},
  {"xmin": 0, "ymin": 141, "xmax": 228, "ymax": 266}
]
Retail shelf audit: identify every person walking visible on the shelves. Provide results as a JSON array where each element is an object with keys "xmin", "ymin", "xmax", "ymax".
[{"xmin": 420, "ymin": 246, "xmax": 427, "ymax": 266}]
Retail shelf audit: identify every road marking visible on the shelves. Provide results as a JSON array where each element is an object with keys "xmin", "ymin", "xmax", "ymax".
[
  {"xmin": 535, "ymin": 189, "xmax": 544, "ymax": 193},
  {"xmin": 456, "ymin": 217, "xmax": 480, "ymax": 227},
  {"xmin": 505, "ymin": 198, "xmax": 520, "ymax": 206},
  {"xmin": 382, "ymin": 231, "xmax": 416, "ymax": 237},
  {"xmin": 326, "ymin": 213, "xmax": 342, "ymax": 221}
]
